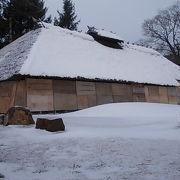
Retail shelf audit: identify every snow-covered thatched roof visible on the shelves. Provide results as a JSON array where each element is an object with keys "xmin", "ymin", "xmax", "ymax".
[{"xmin": 0, "ymin": 23, "xmax": 180, "ymax": 86}]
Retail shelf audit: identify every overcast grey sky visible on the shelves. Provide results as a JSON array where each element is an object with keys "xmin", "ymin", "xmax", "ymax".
[{"xmin": 45, "ymin": 0, "xmax": 179, "ymax": 42}]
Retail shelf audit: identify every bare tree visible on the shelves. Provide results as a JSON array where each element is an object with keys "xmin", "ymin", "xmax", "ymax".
[{"xmin": 142, "ymin": 2, "xmax": 180, "ymax": 65}]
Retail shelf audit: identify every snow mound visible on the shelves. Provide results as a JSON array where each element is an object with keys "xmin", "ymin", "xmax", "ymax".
[
  {"xmin": 33, "ymin": 103, "xmax": 180, "ymax": 140},
  {"xmin": 63, "ymin": 102, "xmax": 180, "ymax": 118}
]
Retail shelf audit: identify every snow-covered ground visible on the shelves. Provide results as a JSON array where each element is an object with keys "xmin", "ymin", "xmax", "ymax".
[{"xmin": 0, "ymin": 103, "xmax": 180, "ymax": 180}]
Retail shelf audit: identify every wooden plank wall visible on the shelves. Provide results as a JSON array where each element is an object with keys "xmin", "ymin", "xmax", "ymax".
[
  {"xmin": 112, "ymin": 84, "xmax": 133, "ymax": 102},
  {"xmin": 167, "ymin": 87, "xmax": 179, "ymax": 104},
  {"xmin": 0, "ymin": 81, "xmax": 17, "ymax": 113},
  {"xmin": 133, "ymin": 85, "xmax": 146, "ymax": 102},
  {"xmin": 145, "ymin": 86, "xmax": 160, "ymax": 103},
  {"xmin": 177, "ymin": 87, "xmax": 180, "ymax": 104},
  {"xmin": 96, "ymin": 83, "xmax": 113, "ymax": 105},
  {"xmin": 14, "ymin": 81, "xmax": 27, "ymax": 107},
  {"xmin": 0, "ymin": 78, "xmax": 180, "ymax": 113},
  {"xmin": 53, "ymin": 80, "xmax": 77, "ymax": 110},
  {"xmin": 76, "ymin": 81, "xmax": 96, "ymax": 109},
  {"xmin": 159, "ymin": 87, "xmax": 169, "ymax": 104},
  {"xmin": 26, "ymin": 79, "xmax": 53, "ymax": 111}
]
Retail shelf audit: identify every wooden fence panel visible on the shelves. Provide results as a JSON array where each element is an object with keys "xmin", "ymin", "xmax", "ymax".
[
  {"xmin": 167, "ymin": 87, "xmax": 177, "ymax": 96},
  {"xmin": 0, "ymin": 81, "xmax": 16, "ymax": 113},
  {"xmin": 112, "ymin": 83, "xmax": 132, "ymax": 95},
  {"xmin": 76, "ymin": 81, "xmax": 96, "ymax": 95},
  {"xmin": 54, "ymin": 80, "xmax": 76, "ymax": 94},
  {"xmin": 176, "ymin": 87, "xmax": 180, "ymax": 97},
  {"xmin": 133, "ymin": 94, "xmax": 146, "ymax": 102},
  {"xmin": 77, "ymin": 95, "xmax": 97, "ymax": 109},
  {"xmin": 177, "ymin": 87, "xmax": 180, "ymax": 105},
  {"xmin": 113, "ymin": 96, "xmax": 131, "ymax": 103},
  {"xmin": 133, "ymin": 85, "xmax": 145, "ymax": 94},
  {"xmin": 76, "ymin": 81, "xmax": 96, "ymax": 109},
  {"xmin": 53, "ymin": 80, "xmax": 77, "ymax": 110},
  {"xmin": 167, "ymin": 87, "xmax": 178, "ymax": 104},
  {"xmin": 159, "ymin": 87, "xmax": 168, "ymax": 104},
  {"xmin": 145, "ymin": 86, "xmax": 160, "ymax": 103},
  {"xmin": 54, "ymin": 93, "xmax": 77, "ymax": 110},
  {"xmin": 27, "ymin": 79, "xmax": 53, "ymax": 111},
  {"xmin": 133, "ymin": 85, "xmax": 146, "ymax": 102},
  {"xmin": 96, "ymin": 83, "xmax": 112, "ymax": 96},
  {"xmin": 96, "ymin": 83, "xmax": 113, "ymax": 105},
  {"xmin": 178, "ymin": 97, "xmax": 180, "ymax": 105},
  {"xmin": 88, "ymin": 95, "xmax": 97, "ymax": 107},
  {"xmin": 112, "ymin": 83, "xmax": 133, "ymax": 102},
  {"xmin": 168, "ymin": 96, "xmax": 179, "ymax": 104},
  {"xmin": 96, "ymin": 95, "xmax": 113, "ymax": 105},
  {"xmin": 14, "ymin": 81, "xmax": 27, "ymax": 107},
  {"xmin": 148, "ymin": 86, "xmax": 159, "ymax": 96},
  {"xmin": 77, "ymin": 95, "xmax": 89, "ymax": 109}
]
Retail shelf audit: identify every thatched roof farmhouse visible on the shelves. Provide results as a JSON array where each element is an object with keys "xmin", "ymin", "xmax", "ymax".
[{"xmin": 0, "ymin": 24, "xmax": 179, "ymax": 113}]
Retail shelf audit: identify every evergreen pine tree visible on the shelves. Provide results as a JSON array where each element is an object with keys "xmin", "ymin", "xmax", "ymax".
[
  {"xmin": 54, "ymin": 0, "xmax": 80, "ymax": 31},
  {"xmin": 0, "ymin": 1, "xmax": 8, "ymax": 48},
  {"xmin": 0, "ymin": 0, "xmax": 47, "ymax": 48}
]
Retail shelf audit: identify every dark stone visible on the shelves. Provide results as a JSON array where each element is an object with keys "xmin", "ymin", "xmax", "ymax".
[
  {"xmin": 0, "ymin": 114, "xmax": 4, "ymax": 125},
  {"xmin": 36, "ymin": 118, "xmax": 65, "ymax": 132},
  {"xmin": 35, "ymin": 118, "xmax": 47, "ymax": 130},
  {"xmin": 3, "ymin": 106, "xmax": 34, "ymax": 126}
]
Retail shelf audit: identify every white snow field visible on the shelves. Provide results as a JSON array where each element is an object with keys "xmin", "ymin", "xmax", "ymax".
[{"xmin": 0, "ymin": 103, "xmax": 180, "ymax": 180}]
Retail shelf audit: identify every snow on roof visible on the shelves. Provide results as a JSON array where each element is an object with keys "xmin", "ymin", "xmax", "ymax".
[
  {"xmin": 0, "ymin": 29, "xmax": 41, "ymax": 81},
  {"xmin": 0, "ymin": 23, "xmax": 180, "ymax": 86},
  {"xmin": 96, "ymin": 29, "xmax": 123, "ymax": 41}
]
